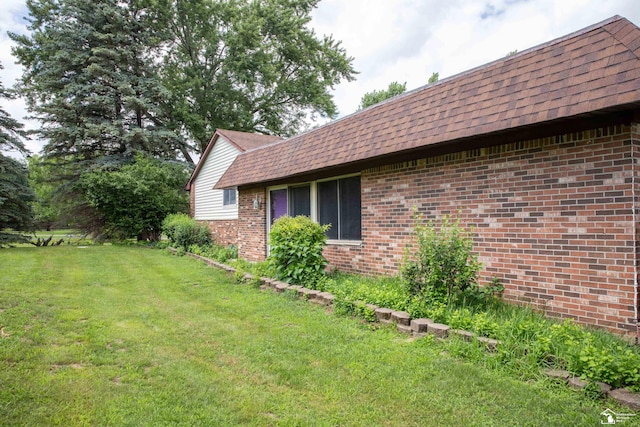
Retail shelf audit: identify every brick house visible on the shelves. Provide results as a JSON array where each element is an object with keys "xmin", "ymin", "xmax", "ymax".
[
  {"xmin": 185, "ymin": 129, "xmax": 281, "ymax": 245},
  {"xmin": 214, "ymin": 16, "xmax": 640, "ymax": 337}
]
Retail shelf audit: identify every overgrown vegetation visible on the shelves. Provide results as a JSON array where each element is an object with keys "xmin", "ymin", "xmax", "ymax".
[
  {"xmin": 187, "ymin": 242, "xmax": 238, "ymax": 264},
  {"xmin": 268, "ymin": 215, "xmax": 329, "ymax": 286},
  {"xmin": 401, "ymin": 212, "xmax": 481, "ymax": 306},
  {"xmin": 161, "ymin": 213, "xmax": 211, "ymax": 250},
  {"xmin": 226, "ymin": 213, "xmax": 640, "ymax": 393},
  {"xmin": 80, "ymin": 155, "xmax": 191, "ymax": 241}
]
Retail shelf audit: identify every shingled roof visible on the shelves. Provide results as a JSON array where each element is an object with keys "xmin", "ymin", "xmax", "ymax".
[
  {"xmin": 185, "ymin": 129, "xmax": 282, "ymax": 191},
  {"xmin": 216, "ymin": 16, "xmax": 640, "ymax": 189}
]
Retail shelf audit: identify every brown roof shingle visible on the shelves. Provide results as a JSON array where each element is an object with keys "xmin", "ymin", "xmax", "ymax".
[
  {"xmin": 185, "ymin": 129, "xmax": 282, "ymax": 190},
  {"xmin": 215, "ymin": 129, "xmax": 282, "ymax": 151},
  {"xmin": 216, "ymin": 16, "xmax": 640, "ymax": 189}
]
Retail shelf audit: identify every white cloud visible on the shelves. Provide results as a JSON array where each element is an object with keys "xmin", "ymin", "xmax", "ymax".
[
  {"xmin": 311, "ymin": 0, "xmax": 640, "ymax": 117},
  {"xmin": 0, "ymin": 0, "xmax": 36, "ymax": 156},
  {"xmin": 1, "ymin": 0, "xmax": 640, "ymax": 155}
]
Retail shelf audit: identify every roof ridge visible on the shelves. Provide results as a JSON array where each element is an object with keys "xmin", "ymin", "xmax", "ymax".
[
  {"xmin": 233, "ymin": 15, "xmax": 626, "ymax": 156},
  {"xmin": 601, "ymin": 16, "xmax": 640, "ymax": 60},
  {"xmin": 347, "ymin": 16, "xmax": 626, "ymax": 114}
]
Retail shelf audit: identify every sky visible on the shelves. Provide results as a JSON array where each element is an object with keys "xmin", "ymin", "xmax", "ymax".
[{"xmin": 1, "ymin": 0, "xmax": 640, "ymax": 157}]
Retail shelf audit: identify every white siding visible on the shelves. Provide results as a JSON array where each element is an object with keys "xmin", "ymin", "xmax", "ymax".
[{"xmin": 193, "ymin": 137, "xmax": 240, "ymax": 220}]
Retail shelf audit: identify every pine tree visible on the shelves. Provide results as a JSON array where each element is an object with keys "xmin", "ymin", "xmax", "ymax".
[
  {"xmin": 0, "ymin": 62, "xmax": 35, "ymax": 246},
  {"xmin": 10, "ymin": 0, "xmax": 192, "ymax": 172}
]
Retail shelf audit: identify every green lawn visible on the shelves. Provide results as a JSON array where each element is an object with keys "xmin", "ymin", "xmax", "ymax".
[{"xmin": 0, "ymin": 246, "xmax": 617, "ymax": 426}]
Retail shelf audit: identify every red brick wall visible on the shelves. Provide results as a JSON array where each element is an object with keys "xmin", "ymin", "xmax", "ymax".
[
  {"xmin": 197, "ymin": 220, "xmax": 238, "ymax": 247},
  {"xmin": 235, "ymin": 124, "xmax": 639, "ymax": 336},
  {"xmin": 238, "ymin": 188, "xmax": 268, "ymax": 261},
  {"xmin": 324, "ymin": 244, "xmax": 368, "ymax": 274},
  {"xmin": 355, "ymin": 124, "xmax": 638, "ymax": 336}
]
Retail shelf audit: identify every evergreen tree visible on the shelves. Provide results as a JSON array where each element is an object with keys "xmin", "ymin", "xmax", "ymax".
[
  {"xmin": 10, "ymin": 0, "xmax": 192, "ymax": 172},
  {"xmin": 0, "ymin": 62, "xmax": 35, "ymax": 245}
]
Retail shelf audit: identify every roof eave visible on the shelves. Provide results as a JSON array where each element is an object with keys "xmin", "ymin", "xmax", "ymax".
[{"xmin": 221, "ymin": 105, "xmax": 640, "ymax": 189}]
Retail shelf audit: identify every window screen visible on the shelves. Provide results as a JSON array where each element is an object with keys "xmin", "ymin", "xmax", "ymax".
[
  {"xmin": 339, "ymin": 176, "xmax": 361, "ymax": 240},
  {"xmin": 317, "ymin": 177, "xmax": 361, "ymax": 240},
  {"xmin": 289, "ymin": 185, "xmax": 311, "ymax": 217},
  {"xmin": 317, "ymin": 180, "xmax": 339, "ymax": 239}
]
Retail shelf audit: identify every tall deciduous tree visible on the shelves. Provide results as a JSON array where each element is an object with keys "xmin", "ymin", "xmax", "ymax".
[
  {"xmin": 10, "ymin": 0, "xmax": 192, "ymax": 172},
  {"xmin": 164, "ymin": 0, "xmax": 356, "ymax": 153},
  {"xmin": 0, "ymin": 62, "xmax": 35, "ymax": 245},
  {"xmin": 358, "ymin": 81, "xmax": 406, "ymax": 110}
]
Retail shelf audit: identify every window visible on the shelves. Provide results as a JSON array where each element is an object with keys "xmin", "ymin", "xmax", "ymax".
[
  {"xmin": 223, "ymin": 188, "xmax": 237, "ymax": 206},
  {"xmin": 317, "ymin": 176, "xmax": 361, "ymax": 240},
  {"xmin": 289, "ymin": 185, "xmax": 311, "ymax": 217},
  {"xmin": 269, "ymin": 185, "xmax": 311, "ymax": 225},
  {"xmin": 267, "ymin": 176, "xmax": 361, "ymax": 242}
]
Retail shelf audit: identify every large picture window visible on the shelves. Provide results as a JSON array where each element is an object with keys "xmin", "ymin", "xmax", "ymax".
[
  {"xmin": 317, "ymin": 176, "xmax": 361, "ymax": 240},
  {"xmin": 267, "ymin": 176, "xmax": 361, "ymax": 242}
]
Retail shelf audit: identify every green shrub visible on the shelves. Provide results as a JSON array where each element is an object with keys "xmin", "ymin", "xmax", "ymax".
[
  {"xmin": 188, "ymin": 242, "xmax": 238, "ymax": 263},
  {"xmin": 162, "ymin": 213, "xmax": 212, "ymax": 250},
  {"xmin": 268, "ymin": 215, "xmax": 329, "ymax": 286},
  {"xmin": 401, "ymin": 212, "xmax": 481, "ymax": 305}
]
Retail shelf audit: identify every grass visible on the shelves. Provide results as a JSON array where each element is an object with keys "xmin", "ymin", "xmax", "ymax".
[
  {"xmin": 270, "ymin": 269, "xmax": 640, "ymax": 391},
  {"xmin": 0, "ymin": 246, "xmax": 628, "ymax": 426}
]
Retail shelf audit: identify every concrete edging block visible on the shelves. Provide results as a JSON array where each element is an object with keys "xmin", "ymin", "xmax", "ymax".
[
  {"xmin": 427, "ymin": 323, "xmax": 450, "ymax": 338},
  {"xmin": 374, "ymin": 307, "xmax": 393, "ymax": 323},
  {"xmin": 390, "ymin": 311, "xmax": 411, "ymax": 326},
  {"xmin": 410, "ymin": 318, "xmax": 433, "ymax": 333}
]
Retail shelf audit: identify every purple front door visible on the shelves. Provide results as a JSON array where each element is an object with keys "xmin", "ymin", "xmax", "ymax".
[{"xmin": 270, "ymin": 189, "xmax": 288, "ymax": 225}]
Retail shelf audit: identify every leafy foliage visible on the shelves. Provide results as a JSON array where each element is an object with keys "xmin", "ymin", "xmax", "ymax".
[
  {"xmin": 358, "ymin": 81, "xmax": 406, "ymax": 110},
  {"xmin": 81, "ymin": 155, "xmax": 190, "ymax": 241},
  {"xmin": 188, "ymin": 243, "xmax": 238, "ymax": 264},
  {"xmin": 401, "ymin": 213, "xmax": 481, "ymax": 305},
  {"xmin": 27, "ymin": 155, "xmax": 64, "ymax": 230},
  {"xmin": 282, "ymin": 269, "xmax": 640, "ymax": 390},
  {"xmin": 164, "ymin": 0, "xmax": 357, "ymax": 152},
  {"xmin": 268, "ymin": 215, "xmax": 328, "ymax": 286},
  {"xmin": 162, "ymin": 213, "xmax": 212, "ymax": 250}
]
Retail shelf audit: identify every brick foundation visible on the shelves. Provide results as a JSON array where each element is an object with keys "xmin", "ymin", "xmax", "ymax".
[{"xmin": 197, "ymin": 220, "xmax": 238, "ymax": 247}]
